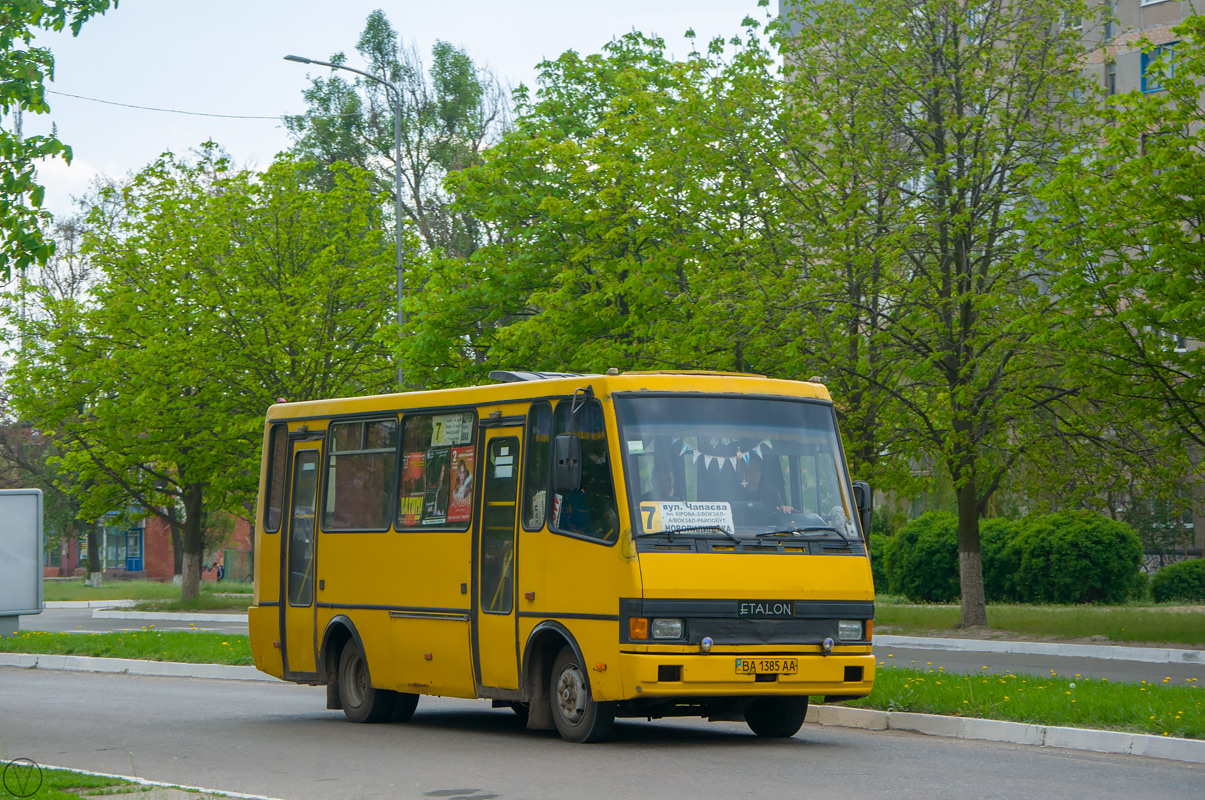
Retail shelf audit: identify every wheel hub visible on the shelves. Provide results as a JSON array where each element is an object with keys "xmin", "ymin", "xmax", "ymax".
[{"xmin": 555, "ymin": 665, "xmax": 586, "ymax": 725}]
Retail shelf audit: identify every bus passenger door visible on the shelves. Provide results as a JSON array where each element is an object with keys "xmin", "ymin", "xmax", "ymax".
[
  {"xmin": 281, "ymin": 440, "xmax": 321, "ymax": 678},
  {"xmin": 474, "ymin": 428, "xmax": 522, "ymax": 691}
]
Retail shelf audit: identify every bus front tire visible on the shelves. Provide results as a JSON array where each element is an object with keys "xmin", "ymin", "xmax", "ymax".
[
  {"xmin": 745, "ymin": 696, "xmax": 808, "ymax": 738},
  {"xmin": 550, "ymin": 647, "xmax": 615, "ymax": 743},
  {"xmin": 338, "ymin": 641, "xmax": 395, "ymax": 723}
]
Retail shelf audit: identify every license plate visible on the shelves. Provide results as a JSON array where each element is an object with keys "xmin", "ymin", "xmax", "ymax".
[{"xmin": 735, "ymin": 657, "xmax": 799, "ymax": 675}]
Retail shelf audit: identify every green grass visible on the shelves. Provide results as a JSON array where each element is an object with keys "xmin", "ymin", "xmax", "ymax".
[
  {"xmin": 135, "ymin": 595, "xmax": 252, "ymax": 613},
  {"xmin": 43, "ymin": 579, "xmax": 253, "ymax": 602},
  {"xmin": 0, "ymin": 762, "xmax": 129, "ymax": 799},
  {"xmin": 0, "ymin": 630, "xmax": 253, "ymax": 666},
  {"xmin": 844, "ymin": 662, "xmax": 1203, "ymax": 739},
  {"xmin": 874, "ymin": 598, "xmax": 1205, "ymax": 646}
]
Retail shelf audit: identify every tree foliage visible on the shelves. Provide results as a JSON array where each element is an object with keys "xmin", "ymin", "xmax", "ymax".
[
  {"xmin": 1038, "ymin": 15, "xmax": 1205, "ymax": 453},
  {"xmin": 284, "ymin": 9, "xmax": 508, "ymax": 259},
  {"xmin": 6, "ymin": 148, "xmax": 398, "ymax": 597},
  {"xmin": 0, "ymin": 0, "xmax": 116, "ymax": 280}
]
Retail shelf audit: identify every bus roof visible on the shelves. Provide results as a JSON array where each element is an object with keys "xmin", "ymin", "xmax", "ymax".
[{"xmin": 264, "ymin": 370, "xmax": 833, "ymax": 422}]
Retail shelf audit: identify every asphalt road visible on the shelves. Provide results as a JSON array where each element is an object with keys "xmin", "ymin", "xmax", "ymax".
[
  {"xmin": 20, "ymin": 607, "xmax": 250, "ymax": 635},
  {"xmin": 0, "ymin": 667, "xmax": 1200, "ymax": 800},
  {"xmin": 871, "ymin": 644, "xmax": 1204, "ymax": 685}
]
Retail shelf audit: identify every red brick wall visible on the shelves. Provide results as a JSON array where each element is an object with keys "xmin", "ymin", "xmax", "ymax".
[{"xmin": 143, "ymin": 516, "xmax": 175, "ymax": 580}]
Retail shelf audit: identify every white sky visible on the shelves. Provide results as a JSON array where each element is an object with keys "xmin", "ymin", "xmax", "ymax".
[{"xmin": 25, "ymin": 0, "xmax": 768, "ymax": 218}]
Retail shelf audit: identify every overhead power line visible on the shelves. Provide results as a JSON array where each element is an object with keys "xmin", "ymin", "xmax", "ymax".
[{"xmin": 47, "ymin": 90, "xmax": 283, "ymax": 120}]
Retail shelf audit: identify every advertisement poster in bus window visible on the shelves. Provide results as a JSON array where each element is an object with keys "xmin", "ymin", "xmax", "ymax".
[
  {"xmin": 448, "ymin": 446, "xmax": 475, "ymax": 523},
  {"xmin": 423, "ymin": 447, "xmax": 451, "ymax": 524},
  {"xmin": 400, "ymin": 453, "xmax": 425, "ymax": 525}
]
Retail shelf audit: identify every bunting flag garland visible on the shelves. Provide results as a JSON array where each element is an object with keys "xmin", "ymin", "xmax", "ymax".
[{"xmin": 672, "ymin": 438, "xmax": 775, "ymax": 470}]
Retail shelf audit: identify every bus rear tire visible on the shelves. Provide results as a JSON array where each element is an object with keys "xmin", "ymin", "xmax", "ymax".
[
  {"xmin": 745, "ymin": 696, "xmax": 808, "ymax": 738},
  {"xmin": 550, "ymin": 647, "xmax": 615, "ymax": 743},
  {"xmin": 338, "ymin": 641, "xmax": 394, "ymax": 723}
]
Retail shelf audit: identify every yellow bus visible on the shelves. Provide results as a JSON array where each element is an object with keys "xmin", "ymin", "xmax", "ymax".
[{"xmin": 248, "ymin": 370, "xmax": 875, "ymax": 742}]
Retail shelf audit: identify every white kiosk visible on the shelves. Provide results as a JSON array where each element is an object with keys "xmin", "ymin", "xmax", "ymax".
[{"xmin": 0, "ymin": 489, "xmax": 43, "ymax": 637}]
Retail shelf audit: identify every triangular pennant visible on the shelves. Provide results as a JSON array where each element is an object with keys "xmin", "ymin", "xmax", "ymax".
[{"xmin": 704, "ymin": 455, "xmax": 714, "ymax": 470}]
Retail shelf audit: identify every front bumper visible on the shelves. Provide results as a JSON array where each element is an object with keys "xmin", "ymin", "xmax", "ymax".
[{"xmin": 618, "ymin": 649, "xmax": 875, "ymax": 699}]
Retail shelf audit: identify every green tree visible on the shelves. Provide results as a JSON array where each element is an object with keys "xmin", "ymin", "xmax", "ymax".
[
  {"xmin": 407, "ymin": 25, "xmax": 799, "ymax": 389},
  {"xmin": 7, "ymin": 148, "xmax": 398, "ymax": 598},
  {"xmin": 778, "ymin": 0, "xmax": 1095, "ymax": 626},
  {"xmin": 284, "ymin": 9, "xmax": 509, "ymax": 260},
  {"xmin": 1038, "ymin": 15, "xmax": 1205, "ymax": 471},
  {"xmin": 0, "ymin": 0, "xmax": 116, "ymax": 280}
]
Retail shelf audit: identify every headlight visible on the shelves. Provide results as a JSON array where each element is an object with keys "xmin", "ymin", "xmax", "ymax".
[
  {"xmin": 651, "ymin": 618, "xmax": 684, "ymax": 639},
  {"xmin": 838, "ymin": 619, "xmax": 863, "ymax": 641}
]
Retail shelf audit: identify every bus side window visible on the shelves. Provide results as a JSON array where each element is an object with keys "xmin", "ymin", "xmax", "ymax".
[
  {"xmin": 523, "ymin": 402, "xmax": 551, "ymax": 530},
  {"xmin": 396, "ymin": 410, "xmax": 477, "ymax": 530},
  {"xmin": 264, "ymin": 424, "xmax": 287, "ymax": 533},
  {"xmin": 551, "ymin": 399, "xmax": 619, "ymax": 543}
]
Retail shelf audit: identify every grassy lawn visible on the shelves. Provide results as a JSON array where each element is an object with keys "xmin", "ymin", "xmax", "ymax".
[
  {"xmin": 0, "ymin": 762, "xmax": 130, "ymax": 799},
  {"xmin": 874, "ymin": 598, "xmax": 1205, "ymax": 647},
  {"xmin": 846, "ymin": 662, "xmax": 1203, "ymax": 740},
  {"xmin": 0, "ymin": 630, "xmax": 253, "ymax": 666},
  {"xmin": 44, "ymin": 579, "xmax": 253, "ymax": 608}
]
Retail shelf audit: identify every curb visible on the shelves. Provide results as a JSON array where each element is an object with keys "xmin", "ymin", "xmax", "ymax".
[
  {"xmin": 804, "ymin": 704, "xmax": 1205, "ymax": 764},
  {"xmin": 93, "ymin": 610, "xmax": 248, "ymax": 623},
  {"xmin": 10, "ymin": 761, "xmax": 286, "ymax": 800},
  {"xmin": 44, "ymin": 600, "xmax": 137, "ymax": 609},
  {"xmin": 0, "ymin": 652, "xmax": 277, "ymax": 682},
  {"xmin": 875, "ymin": 635, "xmax": 1205, "ymax": 665}
]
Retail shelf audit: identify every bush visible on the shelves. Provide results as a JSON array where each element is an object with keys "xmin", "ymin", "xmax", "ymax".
[
  {"xmin": 867, "ymin": 516, "xmax": 894, "ymax": 593},
  {"xmin": 1150, "ymin": 558, "xmax": 1205, "ymax": 603},
  {"xmin": 1006, "ymin": 511, "xmax": 1142, "ymax": 604},
  {"xmin": 980, "ymin": 517, "xmax": 1022, "ymax": 602},
  {"xmin": 884, "ymin": 512, "xmax": 959, "ymax": 602}
]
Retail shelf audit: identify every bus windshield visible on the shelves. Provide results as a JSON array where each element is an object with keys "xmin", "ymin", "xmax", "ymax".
[{"xmin": 615, "ymin": 395, "xmax": 859, "ymax": 541}]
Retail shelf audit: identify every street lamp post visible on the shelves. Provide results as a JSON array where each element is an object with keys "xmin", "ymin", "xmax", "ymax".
[{"xmin": 285, "ymin": 54, "xmax": 406, "ymax": 392}]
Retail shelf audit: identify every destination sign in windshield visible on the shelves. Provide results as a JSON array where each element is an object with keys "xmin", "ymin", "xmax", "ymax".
[{"xmin": 639, "ymin": 501, "xmax": 735, "ymax": 535}]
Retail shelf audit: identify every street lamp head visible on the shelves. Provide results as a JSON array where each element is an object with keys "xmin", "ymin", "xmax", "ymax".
[{"xmin": 283, "ymin": 55, "xmax": 312, "ymax": 64}]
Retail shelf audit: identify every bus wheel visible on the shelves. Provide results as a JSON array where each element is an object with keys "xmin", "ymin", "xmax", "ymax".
[
  {"xmin": 390, "ymin": 691, "xmax": 420, "ymax": 723},
  {"xmin": 338, "ymin": 641, "xmax": 394, "ymax": 723},
  {"xmin": 745, "ymin": 696, "xmax": 808, "ymax": 738},
  {"xmin": 550, "ymin": 647, "xmax": 615, "ymax": 743}
]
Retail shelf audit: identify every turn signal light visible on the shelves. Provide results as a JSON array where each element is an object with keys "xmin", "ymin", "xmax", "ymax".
[
  {"xmin": 866, "ymin": 620, "xmax": 873, "ymax": 640},
  {"xmin": 629, "ymin": 617, "xmax": 649, "ymax": 640}
]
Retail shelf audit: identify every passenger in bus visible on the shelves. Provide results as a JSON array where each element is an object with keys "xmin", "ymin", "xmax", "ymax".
[
  {"xmin": 736, "ymin": 456, "xmax": 793, "ymax": 522},
  {"xmin": 643, "ymin": 463, "xmax": 683, "ymax": 503}
]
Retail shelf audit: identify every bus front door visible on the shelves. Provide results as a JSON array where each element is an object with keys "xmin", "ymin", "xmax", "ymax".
[
  {"xmin": 475, "ymin": 428, "xmax": 522, "ymax": 691},
  {"xmin": 281, "ymin": 440, "xmax": 321, "ymax": 678}
]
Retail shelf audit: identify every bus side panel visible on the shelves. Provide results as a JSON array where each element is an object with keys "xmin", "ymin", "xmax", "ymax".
[
  {"xmin": 389, "ymin": 617, "xmax": 475, "ymax": 697},
  {"xmin": 248, "ymin": 604, "xmax": 283, "ymax": 678},
  {"xmin": 317, "ymin": 527, "xmax": 475, "ymax": 698},
  {"xmin": 518, "ymin": 530, "xmax": 642, "ymax": 703}
]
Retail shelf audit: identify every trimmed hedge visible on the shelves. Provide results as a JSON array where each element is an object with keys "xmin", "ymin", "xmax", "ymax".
[
  {"xmin": 1151, "ymin": 558, "xmax": 1205, "ymax": 603},
  {"xmin": 884, "ymin": 510, "xmax": 1141, "ymax": 604},
  {"xmin": 867, "ymin": 516, "xmax": 894, "ymax": 592},
  {"xmin": 884, "ymin": 512, "xmax": 959, "ymax": 603},
  {"xmin": 1005, "ymin": 511, "xmax": 1142, "ymax": 604}
]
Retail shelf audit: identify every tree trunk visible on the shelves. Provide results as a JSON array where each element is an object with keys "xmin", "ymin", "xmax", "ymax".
[
  {"xmin": 956, "ymin": 478, "xmax": 988, "ymax": 627},
  {"xmin": 167, "ymin": 504, "xmax": 184, "ymax": 577},
  {"xmin": 87, "ymin": 519, "xmax": 103, "ymax": 588},
  {"xmin": 180, "ymin": 482, "xmax": 206, "ymax": 601}
]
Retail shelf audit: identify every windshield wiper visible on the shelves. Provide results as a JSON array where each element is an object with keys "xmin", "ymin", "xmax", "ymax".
[
  {"xmin": 757, "ymin": 525, "xmax": 853, "ymax": 546},
  {"xmin": 637, "ymin": 525, "xmax": 740, "ymax": 544}
]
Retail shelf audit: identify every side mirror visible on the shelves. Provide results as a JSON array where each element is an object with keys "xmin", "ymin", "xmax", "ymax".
[
  {"xmin": 554, "ymin": 434, "xmax": 582, "ymax": 493},
  {"xmin": 852, "ymin": 480, "xmax": 872, "ymax": 537}
]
